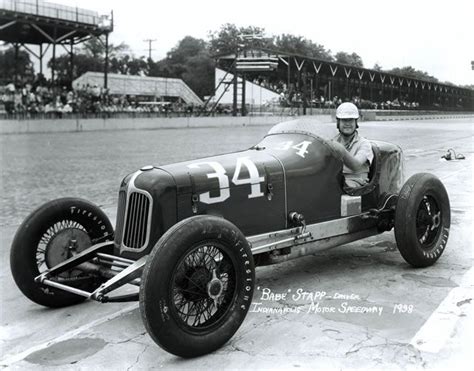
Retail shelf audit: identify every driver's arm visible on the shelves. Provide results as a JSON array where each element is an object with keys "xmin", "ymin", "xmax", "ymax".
[{"xmin": 331, "ymin": 141, "xmax": 371, "ymax": 171}]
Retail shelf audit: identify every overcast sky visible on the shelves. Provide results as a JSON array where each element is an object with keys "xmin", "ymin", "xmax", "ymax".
[{"xmin": 38, "ymin": 0, "xmax": 474, "ymax": 85}]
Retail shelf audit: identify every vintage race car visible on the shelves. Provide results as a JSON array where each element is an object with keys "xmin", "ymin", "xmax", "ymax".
[{"xmin": 10, "ymin": 120, "xmax": 451, "ymax": 357}]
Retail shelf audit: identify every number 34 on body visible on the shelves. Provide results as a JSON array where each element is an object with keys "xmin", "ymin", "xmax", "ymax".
[{"xmin": 188, "ymin": 157, "xmax": 263, "ymax": 204}]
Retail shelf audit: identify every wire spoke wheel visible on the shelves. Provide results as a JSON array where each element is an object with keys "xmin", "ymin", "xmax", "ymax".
[
  {"xmin": 37, "ymin": 220, "xmax": 90, "ymax": 276},
  {"xmin": 10, "ymin": 198, "xmax": 114, "ymax": 307},
  {"xmin": 395, "ymin": 173, "xmax": 450, "ymax": 268},
  {"xmin": 415, "ymin": 196, "xmax": 441, "ymax": 247},
  {"xmin": 172, "ymin": 243, "xmax": 236, "ymax": 330},
  {"xmin": 140, "ymin": 215, "xmax": 255, "ymax": 358}
]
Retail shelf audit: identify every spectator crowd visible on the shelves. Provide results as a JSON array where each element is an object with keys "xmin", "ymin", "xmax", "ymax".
[
  {"xmin": 250, "ymin": 74, "xmax": 421, "ymax": 111},
  {"xmin": 0, "ymin": 79, "xmax": 199, "ymax": 118},
  {"xmin": 1, "ymin": 74, "xmax": 429, "ymax": 119}
]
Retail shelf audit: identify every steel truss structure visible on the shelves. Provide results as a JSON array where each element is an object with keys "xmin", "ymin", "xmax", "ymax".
[
  {"xmin": 215, "ymin": 48, "xmax": 474, "ymax": 115},
  {"xmin": 0, "ymin": 0, "xmax": 113, "ymax": 87}
]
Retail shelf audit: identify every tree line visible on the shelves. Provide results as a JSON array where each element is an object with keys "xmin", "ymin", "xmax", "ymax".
[{"xmin": 1, "ymin": 23, "xmax": 461, "ymax": 98}]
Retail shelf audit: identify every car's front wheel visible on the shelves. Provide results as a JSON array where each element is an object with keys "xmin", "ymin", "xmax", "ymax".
[
  {"xmin": 139, "ymin": 215, "xmax": 255, "ymax": 358},
  {"xmin": 10, "ymin": 198, "xmax": 114, "ymax": 307},
  {"xmin": 394, "ymin": 173, "xmax": 450, "ymax": 267}
]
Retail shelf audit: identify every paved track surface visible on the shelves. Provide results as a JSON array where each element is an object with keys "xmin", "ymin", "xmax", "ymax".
[{"xmin": 1, "ymin": 118, "xmax": 473, "ymax": 369}]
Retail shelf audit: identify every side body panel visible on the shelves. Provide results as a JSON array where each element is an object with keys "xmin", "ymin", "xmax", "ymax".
[
  {"xmin": 114, "ymin": 126, "xmax": 404, "ymax": 258},
  {"xmin": 257, "ymin": 133, "xmax": 345, "ymax": 224},
  {"xmin": 161, "ymin": 149, "xmax": 286, "ymax": 236}
]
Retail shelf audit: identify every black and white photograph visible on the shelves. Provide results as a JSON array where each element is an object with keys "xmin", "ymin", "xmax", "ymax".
[{"xmin": 1, "ymin": 0, "xmax": 473, "ymax": 369}]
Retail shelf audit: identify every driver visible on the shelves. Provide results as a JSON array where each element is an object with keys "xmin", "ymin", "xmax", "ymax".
[{"xmin": 331, "ymin": 102, "xmax": 374, "ymax": 188}]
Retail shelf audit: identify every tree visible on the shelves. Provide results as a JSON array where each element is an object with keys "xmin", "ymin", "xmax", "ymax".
[
  {"xmin": 208, "ymin": 23, "xmax": 268, "ymax": 56},
  {"xmin": 167, "ymin": 36, "xmax": 208, "ymax": 64},
  {"xmin": 209, "ymin": 24, "xmax": 334, "ymax": 60},
  {"xmin": 148, "ymin": 58, "xmax": 173, "ymax": 78},
  {"xmin": 0, "ymin": 45, "xmax": 35, "ymax": 84},
  {"xmin": 80, "ymin": 37, "xmax": 129, "ymax": 60},
  {"xmin": 334, "ymin": 51, "xmax": 364, "ymax": 67},
  {"xmin": 110, "ymin": 55, "xmax": 148, "ymax": 76},
  {"xmin": 148, "ymin": 36, "xmax": 215, "ymax": 98},
  {"xmin": 49, "ymin": 53, "xmax": 100, "ymax": 86},
  {"xmin": 181, "ymin": 52, "xmax": 215, "ymax": 98},
  {"xmin": 271, "ymin": 34, "xmax": 333, "ymax": 61},
  {"xmin": 125, "ymin": 56, "xmax": 148, "ymax": 76},
  {"xmin": 47, "ymin": 38, "xmax": 135, "ymax": 86},
  {"xmin": 372, "ymin": 63, "xmax": 383, "ymax": 71},
  {"xmin": 388, "ymin": 66, "xmax": 438, "ymax": 82},
  {"xmin": 156, "ymin": 36, "xmax": 208, "ymax": 79}
]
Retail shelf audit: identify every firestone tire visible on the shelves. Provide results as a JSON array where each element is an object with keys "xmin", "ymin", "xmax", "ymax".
[
  {"xmin": 140, "ymin": 215, "xmax": 255, "ymax": 358},
  {"xmin": 10, "ymin": 198, "xmax": 114, "ymax": 308},
  {"xmin": 394, "ymin": 173, "xmax": 450, "ymax": 268}
]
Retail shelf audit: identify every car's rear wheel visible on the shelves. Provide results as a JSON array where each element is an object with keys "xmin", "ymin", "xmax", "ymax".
[
  {"xmin": 10, "ymin": 198, "xmax": 114, "ymax": 307},
  {"xmin": 394, "ymin": 173, "xmax": 450, "ymax": 267},
  {"xmin": 140, "ymin": 215, "xmax": 255, "ymax": 358}
]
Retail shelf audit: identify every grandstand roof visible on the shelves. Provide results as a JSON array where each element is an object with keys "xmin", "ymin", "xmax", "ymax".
[
  {"xmin": 215, "ymin": 47, "xmax": 472, "ymax": 111},
  {"xmin": 0, "ymin": 0, "xmax": 111, "ymax": 45},
  {"xmin": 219, "ymin": 47, "xmax": 471, "ymax": 94},
  {"xmin": 73, "ymin": 72, "xmax": 204, "ymax": 106}
]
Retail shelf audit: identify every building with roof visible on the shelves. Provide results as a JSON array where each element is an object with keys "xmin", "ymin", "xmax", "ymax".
[{"xmin": 72, "ymin": 72, "xmax": 203, "ymax": 106}]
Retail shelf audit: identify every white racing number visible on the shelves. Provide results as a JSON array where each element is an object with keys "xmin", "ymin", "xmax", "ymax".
[
  {"xmin": 188, "ymin": 161, "xmax": 230, "ymax": 204},
  {"xmin": 274, "ymin": 141, "xmax": 293, "ymax": 151},
  {"xmin": 187, "ymin": 157, "xmax": 265, "ymax": 204},
  {"xmin": 274, "ymin": 140, "xmax": 312, "ymax": 158},
  {"xmin": 232, "ymin": 157, "xmax": 265, "ymax": 198}
]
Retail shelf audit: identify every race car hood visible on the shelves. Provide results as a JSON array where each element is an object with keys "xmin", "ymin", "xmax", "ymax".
[{"xmin": 158, "ymin": 149, "xmax": 287, "ymax": 235}]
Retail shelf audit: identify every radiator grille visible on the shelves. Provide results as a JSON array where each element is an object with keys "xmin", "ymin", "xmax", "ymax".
[
  {"xmin": 122, "ymin": 192, "xmax": 151, "ymax": 249},
  {"xmin": 114, "ymin": 190, "xmax": 127, "ymax": 248}
]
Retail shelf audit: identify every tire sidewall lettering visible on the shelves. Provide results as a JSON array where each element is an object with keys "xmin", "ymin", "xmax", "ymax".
[
  {"xmin": 415, "ymin": 188, "xmax": 448, "ymax": 259},
  {"xmin": 140, "ymin": 216, "xmax": 255, "ymax": 357},
  {"xmin": 11, "ymin": 198, "xmax": 113, "ymax": 307},
  {"xmin": 69, "ymin": 206, "xmax": 103, "ymax": 228},
  {"xmin": 395, "ymin": 174, "xmax": 450, "ymax": 267}
]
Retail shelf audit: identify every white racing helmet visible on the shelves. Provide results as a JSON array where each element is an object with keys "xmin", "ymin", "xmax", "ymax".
[{"xmin": 336, "ymin": 102, "xmax": 359, "ymax": 119}]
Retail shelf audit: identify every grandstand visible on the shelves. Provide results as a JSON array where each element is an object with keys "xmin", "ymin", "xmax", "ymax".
[
  {"xmin": 0, "ymin": 0, "xmax": 105, "ymax": 27},
  {"xmin": 73, "ymin": 72, "xmax": 204, "ymax": 106},
  {"xmin": 213, "ymin": 67, "xmax": 280, "ymax": 106},
  {"xmin": 213, "ymin": 48, "xmax": 474, "ymax": 114},
  {"xmin": 0, "ymin": 0, "xmax": 112, "ymax": 84},
  {"xmin": 2, "ymin": 2, "xmax": 472, "ymax": 117}
]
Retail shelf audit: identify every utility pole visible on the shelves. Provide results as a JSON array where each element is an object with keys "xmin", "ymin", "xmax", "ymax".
[{"xmin": 143, "ymin": 39, "xmax": 156, "ymax": 60}]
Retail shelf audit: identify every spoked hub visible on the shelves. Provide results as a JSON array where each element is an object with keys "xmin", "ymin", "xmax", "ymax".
[
  {"xmin": 416, "ymin": 195, "xmax": 442, "ymax": 247},
  {"xmin": 45, "ymin": 227, "xmax": 91, "ymax": 267},
  {"xmin": 207, "ymin": 270, "xmax": 225, "ymax": 306},
  {"xmin": 171, "ymin": 243, "xmax": 236, "ymax": 330},
  {"xmin": 38, "ymin": 220, "xmax": 93, "ymax": 281},
  {"xmin": 139, "ymin": 215, "xmax": 255, "ymax": 357}
]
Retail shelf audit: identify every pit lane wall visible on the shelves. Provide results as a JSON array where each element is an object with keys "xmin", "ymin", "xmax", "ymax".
[
  {"xmin": 0, "ymin": 115, "xmax": 312, "ymax": 135},
  {"xmin": 359, "ymin": 110, "xmax": 474, "ymax": 121},
  {"xmin": 1, "ymin": 111, "xmax": 473, "ymax": 135}
]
